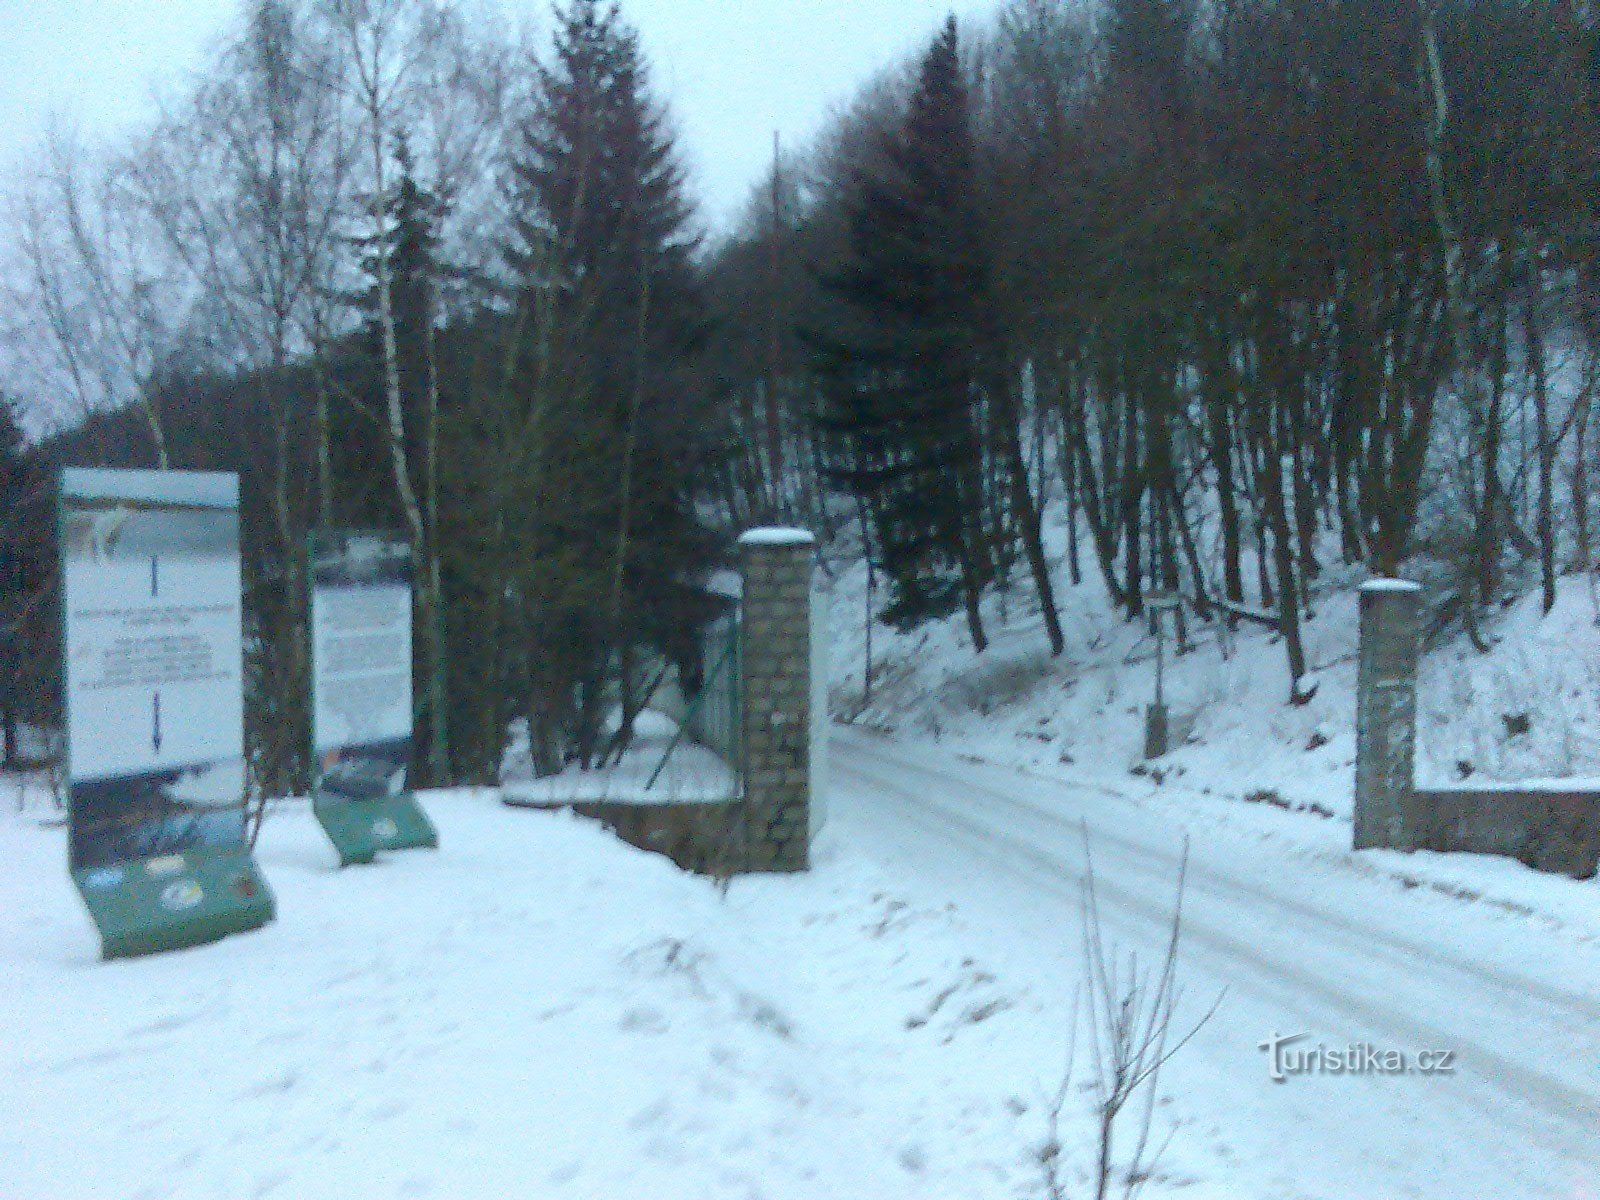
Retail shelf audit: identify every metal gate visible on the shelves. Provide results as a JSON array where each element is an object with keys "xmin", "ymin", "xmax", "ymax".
[{"xmin": 644, "ymin": 592, "xmax": 741, "ymax": 796}]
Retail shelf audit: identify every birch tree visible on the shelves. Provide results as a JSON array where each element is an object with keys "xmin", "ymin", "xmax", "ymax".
[{"xmin": 316, "ymin": 0, "xmax": 506, "ymax": 784}]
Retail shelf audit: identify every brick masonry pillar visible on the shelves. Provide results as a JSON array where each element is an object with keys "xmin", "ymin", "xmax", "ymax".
[
  {"xmin": 1353, "ymin": 580, "xmax": 1424, "ymax": 851},
  {"xmin": 739, "ymin": 528, "xmax": 815, "ymax": 873}
]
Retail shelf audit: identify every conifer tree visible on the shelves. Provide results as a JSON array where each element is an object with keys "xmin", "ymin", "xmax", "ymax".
[
  {"xmin": 813, "ymin": 16, "xmax": 995, "ymax": 650},
  {"xmin": 339, "ymin": 134, "xmax": 459, "ymax": 777},
  {"xmin": 343, "ymin": 134, "xmax": 447, "ymax": 528},
  {"xmin": 503, "ymin": 0, "xmax": 714, "ymax": 766},
  {"xmin": 0, "ymin": 395, "xmax": 40, "ymax": 766}
]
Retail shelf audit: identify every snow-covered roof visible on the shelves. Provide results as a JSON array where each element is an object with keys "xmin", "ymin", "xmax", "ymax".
[{"xmin": 703, "ymin": 569, "xmax": 743, "ymax": 600}]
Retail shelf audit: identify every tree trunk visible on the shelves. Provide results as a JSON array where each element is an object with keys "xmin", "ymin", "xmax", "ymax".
[
  {"xmin": 1289, "ymin": 391, "xmax": 1319, "ymax": 586},
  {"xmin": 1066, "ymin": 369, "xmax": 1126, "ymax": 607},
  {"xmin": 1571, "ymin": 374, "xmax": 1592, "ymax": 572},
  {"xmin": 1528, "ymin": 277, "xmax": 1556, "ymax": 613},
  {"xmin": 1263, "ymin": 413, "xmax": 1308, "ymax": 699},
  {"xmin": 958, "ymin": 546, "xmax": 989, "ymax": 653},
  {"xmin": 859, "ymin": 496, "xmax": 876, "ymax": 710},
  {"xmin": 1120, "ymin": 364, "xmax": 1146, "ymax": 617},
  {"xmin": 1060, "ymin": 366, "xmax": 1084, "ymax": 586},
  {"xmin": 997, "ymin": 372, "xmax": 1064, "ymax": 654},
  {"xmin": 1477, "ymin": 294, "xmax": 1508, "ymax": 610},
  {"xmin": 1205, "ymin": 347, "xmax": 1244, "ymax": 606},
  {"xmin": 368, "ymin": 122, "xmax": 449, "ymax": 789}
]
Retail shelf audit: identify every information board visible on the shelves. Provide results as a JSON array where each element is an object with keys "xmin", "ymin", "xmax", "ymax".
[
  {"xmin": 309, "ymin": 530, "xmax": 435, "ymax": 864},
  {"xmin": 60, "ymin": 469, "xmax": 272, "ymax": 957}
]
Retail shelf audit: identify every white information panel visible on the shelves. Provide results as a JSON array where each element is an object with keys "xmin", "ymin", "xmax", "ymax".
[
  {"xmin": 62, "ymin": 471, "xmax": 244, "ymax": 782},
  {"xmin": 312, "ymin": 582, "xmax": 412, "ymax": 753},
  {"xmin": 308, "ymin": 531, "xmax": 434, "ymax": 860},
  {"xmin": 310, "ymin": 532, "xmax": 412, "ymax": 761}
]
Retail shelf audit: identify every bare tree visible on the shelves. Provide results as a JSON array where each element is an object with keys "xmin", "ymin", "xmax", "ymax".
[
  {"xmin": 1043, "ymin": 832, "xmax": 1223, "ymax": 1200},
  {"xmin": 316, "ymin": 0, "xmax": 507, "ymax": 785},
  {"xmin": 15, "ymin": 128, "xmax": 182, "ymax": 465},
  {"xmin": 130, "ymin": 0, "xmax": 355, "ymax": 802}
]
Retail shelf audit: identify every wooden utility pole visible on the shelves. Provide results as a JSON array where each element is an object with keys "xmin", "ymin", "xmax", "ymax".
[{"xmin": 765, "ymin": 131, "xmax": 785, "ymax": 518}]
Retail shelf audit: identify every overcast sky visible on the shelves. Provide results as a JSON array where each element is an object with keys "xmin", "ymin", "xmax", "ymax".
[{"xmin": 0, "ymin": 0, "xmax": 997, "ymax": 230}]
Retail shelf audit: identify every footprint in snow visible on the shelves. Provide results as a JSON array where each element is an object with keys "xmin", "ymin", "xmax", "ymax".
[
  {"xmin": 619, "ymin": 1005, "xmax": 670, "ymax": 1034},
  {"xmin": 628, "ymin": 1097, "xmax": 673, "ymax": 1130},
  {"xmin": 898, "ymin": 1145, "xmax": 928, "ymax": 1173},
  {"xmin": 237, "ymin": 1071, "xmax": 298, "ymax": 1100}
]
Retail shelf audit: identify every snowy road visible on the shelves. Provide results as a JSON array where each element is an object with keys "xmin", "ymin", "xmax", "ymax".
[{"xmin": 832, "ymin": 728, "xmax": 1600, "ymax": 1199}]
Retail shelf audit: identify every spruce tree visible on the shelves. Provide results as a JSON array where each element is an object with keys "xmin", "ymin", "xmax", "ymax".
[
  {"xmin": 504, "ymin": 0, "xmax": 714, "ymax": 765},
  {"xmin": 344, "ymin": 134, "xmax": 448, "ymax": 529},
  {"xmin": 347, "ymin": 135, "xmax": 455, "ymax": 778},
  {"xmin": 813, "ymin": 16, "xmax": 995, "ymax": 649},
  {"xmin": 1103, "ymin": 0, "xmax": 1194, "ymax": 103},
  {"xmin": 0, "ymin": 395, "xmax": 38, "ymax": 765}
]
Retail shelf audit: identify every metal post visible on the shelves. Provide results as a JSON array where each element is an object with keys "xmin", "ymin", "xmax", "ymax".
[
  {"xmin": 1144, "ymin": 592, "xmax": 1180, "ymax": 760},
  {"xmin": 1155, "ymin": 615, "xmax": 1166, "ymax": 708}
]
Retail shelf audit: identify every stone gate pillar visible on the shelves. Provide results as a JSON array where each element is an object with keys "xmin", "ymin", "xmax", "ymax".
[
  {"xmin": 739, "ymin": 528, "xmax": 815, "ymax": 872},
  {"xmin": 1353, "ymin": 580, "xmax": 1424, "ymax": 851}
]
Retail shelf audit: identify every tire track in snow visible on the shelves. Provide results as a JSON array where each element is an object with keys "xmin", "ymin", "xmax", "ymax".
[
  {"xmin": 841, "ymin": 731, "xmax": 1600, "ymax": 1025},
  {"xmin": 833, "ymin": 750, "xmax": 1600, "ymax": 1179}
]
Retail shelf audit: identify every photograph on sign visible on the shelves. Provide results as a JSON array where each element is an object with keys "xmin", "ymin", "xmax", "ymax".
[
  {"xmin": 61, "ymin": 470, "xmax": 247, "ymax": 873},
  {"xmin": 311, "ymin": 531, "xmax": 413, "ymax": 799}
]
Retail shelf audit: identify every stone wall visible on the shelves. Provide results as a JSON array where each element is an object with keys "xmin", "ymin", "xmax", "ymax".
[
  {"xmin": 575, "ymin": 799, "xmax": 742, "ymax": 876},
  {"xmin": 739, "ymin": 528, "xmax": 815, "ymax": 873},
  {"xmin": 502, "ymin": 796, "xmax": 742, "ymax": 876},
  {"xmin": 1414, "ymin": 788, "xmax": 1600, "ymax": 880},
  {"xmin": 1353, "ymin": 580, "xmax": 1600, "ymax": 879}
]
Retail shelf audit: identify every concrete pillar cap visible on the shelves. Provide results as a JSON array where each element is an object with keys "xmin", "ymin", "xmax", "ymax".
[
  {"xmin": 1363, "ymin": 579, "xmax": 1427, "ymax": 595},
  {"xmin": 738, "ymin": 527, "xmax": 816, "ymax": 547},
  {"xmin": 1360, "ymin": 578, "xmax": 1422, "ymax": 593}
]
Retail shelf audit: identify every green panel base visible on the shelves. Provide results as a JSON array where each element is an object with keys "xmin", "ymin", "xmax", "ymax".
[
  {"xmin": 312, "ymin": 792, "xmax": 378, "ymax": 865},
  {"xmin": 74, "ymin": 846, "xmax": 275, "ymax": 960},
  {"xmin": 313, "ymin": 791, "xmax": 437, "ymax": 867}
]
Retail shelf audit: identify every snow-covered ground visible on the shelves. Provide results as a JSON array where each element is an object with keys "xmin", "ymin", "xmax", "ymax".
[
  {"xmin": 822, "ymin": 540, "xmax": 1600, "ymax": 931},
  {"xmin": 501, "ymin": 710, "xmax": 738, "ymax": 806},
  {"xmin": 835, "ymin": 731, "xmax": 1600, "ymax": 1198},
  {"xmin": 0, "ymin": 785, "xmax": 1026, "ymax": 1199},
  {"xmin": 6, "ymin": 733, "xmax": 1598, "ymax": 1198},
  {"xmin": 4, "ymin": 777, "xmax": 1124, "ymax": 1200},
  {"xmin": 5, "ymin": 521, "xmax": 1598, "ymax": 1198}
]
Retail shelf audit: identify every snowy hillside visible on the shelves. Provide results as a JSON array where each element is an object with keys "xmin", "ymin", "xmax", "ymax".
[
  {"xmin": 820, "ymin": 518, "xmax": 1600, "ymax": 924},
  {"xmin": 825, "ymin": 523, "xmax": 1600, "ymax": 805}
]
